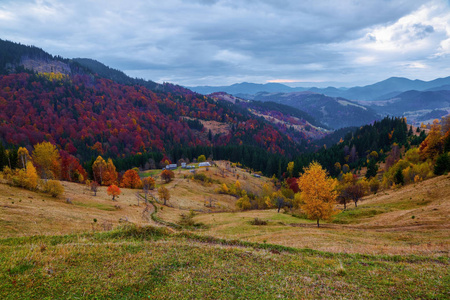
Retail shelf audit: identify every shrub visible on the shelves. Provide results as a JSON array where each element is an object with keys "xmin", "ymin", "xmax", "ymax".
[
  {"xmin": 161, "ymin": 169, "xmax": 174, "ymax": 183},
  {"xmin": 142, "ymin": 177, "xmax": 155, "ymax": 190},
  {"xmin": 236, "ymin": 194, "xmax": 251, "ymax": 210},
  {"xmin": 177, "ymin": 210, "xmax": 204, "ymax": 228},
  {"xmin": 369, "ymin": 177, "xmax": 380, "ymax": 194},
  {"xmin": 249, "ymin": 218, "xmax": 268, "ymax": 225},
  {"xmin": 43, "ymin": 180, "xmax": 64, "ymax": 197},
  {"xmin": 193, "ymin": 173, "xmax": 213, "ymax": 183}
]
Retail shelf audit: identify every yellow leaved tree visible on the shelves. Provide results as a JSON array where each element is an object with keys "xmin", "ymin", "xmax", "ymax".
[
  {"xmin": 25, "ymin": 161, "xmax": 39, "ymax": 190},
  {"xmin": 17, "ymin": 147, "xmax": 31, "ymax": 169},
  {"xmin": 297, "ymin": 162, "xmax": 338, "ymax": 227},
  {"xmin": 32, "ymin": 142, "xmax": 61, "ymax": 181},
  {"xmin": 92, "ymin": 156, "xmax": 107, "ymax": 185},
  {"xmin": 419, "ymin": 119, "xmax": 443, "ymax": 160}
]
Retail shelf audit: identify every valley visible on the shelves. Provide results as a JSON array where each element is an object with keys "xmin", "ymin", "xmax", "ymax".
[{"xmin": 0, "ymin": 38, "xmax": 449, "ymax": 299}]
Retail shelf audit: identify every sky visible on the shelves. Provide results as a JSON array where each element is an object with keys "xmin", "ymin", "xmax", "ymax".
[{"xmin": 1, "ymin": 0, "xmax": 450, "ymax": 87}]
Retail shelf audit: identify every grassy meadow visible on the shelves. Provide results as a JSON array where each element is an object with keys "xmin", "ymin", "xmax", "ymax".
[{"xmin": 1, "ymin": 225, "xmax": 448, "ymax": 299}]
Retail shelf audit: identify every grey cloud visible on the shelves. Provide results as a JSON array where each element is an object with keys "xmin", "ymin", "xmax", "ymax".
[
  {"xmin": 413, "ymin": 23, "xmax": 435, "ymax": 39},
  {"xmin": 0, "ymin": 0, "xmax": 449, "ymax": 86}
]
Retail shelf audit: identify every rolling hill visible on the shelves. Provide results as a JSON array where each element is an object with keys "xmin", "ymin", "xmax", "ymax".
[
  {"xmin": 0, "ymin": 161, "xmax": 448, "ymax": 299},
  {"xmin": 0, "ymin": 39, "xmax": 449, "ymax": 300},
  {"xmin": 209, "ymin": 92, "xmax": 330, "ymax": 142}
]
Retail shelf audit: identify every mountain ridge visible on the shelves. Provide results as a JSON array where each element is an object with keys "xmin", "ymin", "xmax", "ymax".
[{"xmin": 189, "ymin": 76, "xmax": 450, "ymax": 101}]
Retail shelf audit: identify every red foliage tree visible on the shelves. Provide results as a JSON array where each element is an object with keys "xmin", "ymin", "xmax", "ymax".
[
  {"xmin": 107, "ymin": 184, "xmax": 121, "ymax": 201},
  {"xmin": 60, "ymin": 150, "xmax": 87, "ymax": 183}
]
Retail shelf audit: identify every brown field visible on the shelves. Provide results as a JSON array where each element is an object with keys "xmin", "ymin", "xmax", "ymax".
[
  {"xmin": 0, "ymin": 164, "xmax": 448, "ymax": 258},
  {"xmin": 182, "ymin": 116, "xmax": 230, "ymax": 136},
  {"xmin": 192, "ymin": 174, "xmax": 450, "ymax": 257},
  {"xmin": 0, "ymin": 162, "xmax": 267, "ymax": 237},
  {"xmin": 0, "ymin": 180, "xmax": 155, "ymax": 238}
]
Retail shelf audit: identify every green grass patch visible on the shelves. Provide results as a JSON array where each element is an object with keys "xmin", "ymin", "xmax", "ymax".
[
  {"xmin": 139, "ymin": 169, "xmax": 160, "ymax": 177},
  {"xmin": 73, "ymin": 201, "xmax": 117, "ymax": 211},
  {"xmin": 382, "ymin": 198, "xmax": 432, "ymax": 210},
  {"xmin": 333, "ymin": 207, "xmax": 389, "ymax": 224},
  {"xmin": 7, "ymin": 261, "xmax": 35, "ymax": 276}
]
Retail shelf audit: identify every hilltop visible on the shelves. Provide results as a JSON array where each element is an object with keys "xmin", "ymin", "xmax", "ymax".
[{"xmin": 190, "ymin": 77, "xmax": 450, "ymax": 126}]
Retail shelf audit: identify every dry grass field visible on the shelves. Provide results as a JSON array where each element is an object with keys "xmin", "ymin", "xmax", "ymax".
[
  {"xmin": 0, "ymin": 162, "xmax": 268, "ymax": 237},
  {"xmin": 0, "ymin": 163, "xmax": 448, "ymax": 258},
  {"xmin": 0, "ymin": 180, "xmax": 154, "ymax": 238},
  {"xmin": 192, "ymin": 174, "xmax": 450, "ymax": 257}
]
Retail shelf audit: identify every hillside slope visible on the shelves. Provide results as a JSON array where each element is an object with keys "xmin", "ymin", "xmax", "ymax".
[
  {"xmin": 0, "ymin": 172, "xmax": 448, "ymax": 298},
  {"xmin": 1, "ymin": 164, "xmax": 448, "ymax": 257},
  {"xmin": 209, "ymin": 92, "xmax": 329, "ymax": 142}
]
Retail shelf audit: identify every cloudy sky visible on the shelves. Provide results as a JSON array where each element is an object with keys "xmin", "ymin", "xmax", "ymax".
[{"xmin": 1, "ymin": 0, "xmax": 450, "ymax": 87}]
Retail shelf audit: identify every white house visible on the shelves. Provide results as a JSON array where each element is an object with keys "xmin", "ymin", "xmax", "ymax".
[{"xmin": 166, "ymin": 164, "xmax": 177, "ymax": 170}]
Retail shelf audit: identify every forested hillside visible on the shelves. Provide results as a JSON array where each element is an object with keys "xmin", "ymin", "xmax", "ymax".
[
  {"xmin": 0, "ymin": 72, "xmax": 302, "ymax": 160},
  {"xmin": 0, "ymin": 39, "xmax": 311, "ymax": 176},
  {"xmin": 1, "ymin": 39, "xmax": 447, "ymax": 182}
]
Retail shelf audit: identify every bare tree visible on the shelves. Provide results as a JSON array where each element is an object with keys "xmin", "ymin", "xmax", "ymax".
[
  {"xmin": 205, "ymin": 197, "xmax": 216, "ymax": 208},
  {"xmin": 136, "ymin": 192, "xmax": 141, "ymax": 206},
  {"xmin": 91, "ymin": 181, "xmax": 99, "ymax": 196}
]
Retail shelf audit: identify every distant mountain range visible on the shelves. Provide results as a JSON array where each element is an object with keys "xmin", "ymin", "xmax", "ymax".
[
  {"xmin": 190, "ymin": 82, "xmax": 305, "ymax": 95},
  {"xmin": 366, "ymin": 90, "xmax": 450, "ymax": 124},
  {"xmin": 189, "ymin": 76, "xmax": 450, "ymax": 101},
  {"xmin": 244, "ymin": 92, "xmax": 380, "ymax": 129}
]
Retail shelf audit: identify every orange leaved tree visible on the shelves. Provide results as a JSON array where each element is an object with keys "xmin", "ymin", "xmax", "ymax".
[
  {"xmin": 160, "ymin": 169, "xmax": 174, "ymax": 183},
  {"xmin": 297, "ymin": 162, "xmax": 337, "ymax": 227},
  {"xmin": 103, "ymin": 158, "xmax": 118, "ymax": 186},
  {"xmin": 107, "ymin": 184, "xmax": 121, "ymax": 201},
  {"xmin": 120, "ymin": 169, "xmax": 142, "ymax": 189},
  {"xmin": 419, "ymin": 119, "xmax": 443, "ymax": 160}
]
